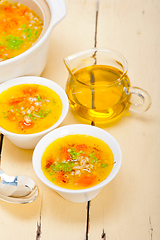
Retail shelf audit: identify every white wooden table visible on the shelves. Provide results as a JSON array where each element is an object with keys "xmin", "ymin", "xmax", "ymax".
[{"xmin": 0, "ymin": 0, "xmax": 160, "ymax": 239}]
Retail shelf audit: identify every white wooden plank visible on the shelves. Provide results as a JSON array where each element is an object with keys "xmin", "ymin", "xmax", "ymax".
[{"xmin": 89, "ymin": 0, "xmax": 160, "ymax": 239}]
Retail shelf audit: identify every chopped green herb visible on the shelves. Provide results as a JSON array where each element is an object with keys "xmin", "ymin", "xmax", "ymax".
[
  {"xmin": 67, "ymin": 148, "xmax": 86, "ymax": 160},
  {"xmin": 89, "ymin": 152, "xmax": 99, "ymax": 163},
  {"xmin": 28, "ymin": 114, "xmax": 36, "ymax": 120},
  {"xmin": 37, "ymin": 95, "xmax": 41, "ymax": 101},
  {"xmin": 68, "ymin": 148, "xmax": 77, "ymax": 160},
  {"xmin": 5, "ymin": 35, "xmax": 23, "ymax": 49},
  {"xmin": 51, "ymin": 161, "xmax": 75, "ymax": 173},
  {"xmin": 101, "ymin": 163, "xmax": 108, "ymax": 168},
  {"xmin": 35, "ymin": 109, "xmax": 51, "ymax": 119}
]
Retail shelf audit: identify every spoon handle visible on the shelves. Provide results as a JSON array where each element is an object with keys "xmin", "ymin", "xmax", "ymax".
[
  {"xmin": 0, "ymin": 133, "xmax": 4, "ymax": 165},
  {"xmin": 0, "ymin": 133, "xmax": 4, "ymax": 171},
  {"xmin": 0, "ymin": 133, "xmax": 5, "ymax": 176}
]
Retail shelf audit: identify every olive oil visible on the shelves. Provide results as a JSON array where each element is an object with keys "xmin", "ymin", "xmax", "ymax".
[{"xmin": 66, "ymin": 65, "xmax": 131, "ymax": 122}]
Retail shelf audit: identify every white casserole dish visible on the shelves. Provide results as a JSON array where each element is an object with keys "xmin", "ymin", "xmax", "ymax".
[{"xmin": 0, "ymin": 0, "xmax": 66, "ymax": 83}]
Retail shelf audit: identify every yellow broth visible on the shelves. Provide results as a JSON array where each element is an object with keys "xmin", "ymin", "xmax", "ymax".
[
  {"xmin": 0, "ymin": 84, "xmax": 62, "ymax": 134},
  {"xmin": 0, "ymin": 0, "xmax": 43, "ymax": 62},
  {"xmin": 41, "ymin": 134, "xmax": 115, "ymax": 190}
]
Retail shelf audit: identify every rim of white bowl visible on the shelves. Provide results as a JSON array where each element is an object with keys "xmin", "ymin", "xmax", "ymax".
[
  {"xmin": 0, "ymin": 76, "xmax": 69, "ymax": 137},
  {"xmin": 32, "ymin": 124, "xmax": 122, "ymax": 194}
]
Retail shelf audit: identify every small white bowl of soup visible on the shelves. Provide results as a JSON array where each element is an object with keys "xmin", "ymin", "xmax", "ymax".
[
  {"xmin": 32, "ymin": 124, "xmax": 122, "ymax": 203},
  {"xmin": 0, "ymin": 76, "xmax": 69, "ymax": 149}
]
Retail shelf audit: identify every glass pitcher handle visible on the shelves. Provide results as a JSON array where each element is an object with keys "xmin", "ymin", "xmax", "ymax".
[{"xmin": 127, "ymin": 87, "xmax": 151, "ymax": 113}]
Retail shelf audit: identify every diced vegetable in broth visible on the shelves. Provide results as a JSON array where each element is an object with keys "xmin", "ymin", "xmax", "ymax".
[
  {"xmin": 41, "ymin": 134, "xmax": 115, "ymax": 190},
  {"xmin": 0, "ymin": 84, "xmax": 62, "ymax": 134}
]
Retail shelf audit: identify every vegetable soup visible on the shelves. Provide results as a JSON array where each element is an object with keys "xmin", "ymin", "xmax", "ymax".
[
  {"xmin": 0, "ymin": 84, "xmax": 62, "ymax": 134},
  {"xmin": 41, "ymin": 134, "xmax": 115, "ymax": 190},
  {"xmin": 0, "ymin": 0, "xmax": 43, "ymax": 62}
]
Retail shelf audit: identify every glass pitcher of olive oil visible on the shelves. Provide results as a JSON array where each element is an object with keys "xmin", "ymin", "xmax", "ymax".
[{"xmin": 64, "ymin": 48, "xmax": 151, "ymax": 123}]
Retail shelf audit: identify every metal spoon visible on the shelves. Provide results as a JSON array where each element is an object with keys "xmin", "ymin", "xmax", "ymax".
[{"xmin": 0, "ymin": 134, "xmax": 39, "ymax": 204}]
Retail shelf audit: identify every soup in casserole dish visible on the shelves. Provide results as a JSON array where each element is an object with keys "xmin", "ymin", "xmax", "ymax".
[{"xmin": 0, "ymin": 0, "xmax": 43, "ymax": 62}]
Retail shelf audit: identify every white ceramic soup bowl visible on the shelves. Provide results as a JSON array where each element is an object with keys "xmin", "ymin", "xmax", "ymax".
[
  {"xmin": 0, "ymin": 76, "xmax": 69, "ymax": 149},
  {"xmin": 0, "ymin": 0, "xmax": 66, "ymax": 83},
  {"xmin": 32, "ymin": 124, "xmax": 122, "ymax": 203}
]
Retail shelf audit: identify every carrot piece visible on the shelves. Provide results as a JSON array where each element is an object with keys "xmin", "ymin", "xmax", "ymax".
[
  {"xmin": 8, "ymin": 114, "xmax": 17, "ymax": 121},
  {"xmin": 57, "ymin": 171, "xmax": 66, "ymax": 183},
  {"xmin": 76, "ymin": 144, "xmax": 87, "ymax": 152},
  {"xmin": 46, "ymin": 159, "xmax": 54, "ymax": 168},
  {"xmin": 22, "ymin": 86, "xmax": 38, "ymax": 95},
  {"xmin": 23, "ymin": 100, "xmax": 33, "ymax": 109},
  {"xmin": 7, "ymin": 19, "xmax": 17, "ymax": 28},
  {"xmin": 4, "ymin": 7, "xmax": 13, "ymax": 13},
  {"xmin": 62, "ymin": 147, "xmax": 71, "ymax": 161},
  {"xmin": 81, "ymin": 153, "xmax": 87, "ymax": 158},
  {"xmin": 76, "ymin": 175, "xmax": 96, "ymax": 186},
  {"xmin": 8, "ymin": 97, "xmax": 24, "ymax": 105},
  {"xmin": 19, "ymin": 120, "xmax": 34, "ymax": 130},
  {"xmin": 0, "ymin": 46, "xmax": 5, "ymax": 51},
  {"xmin": 95, "ymin": 153, "xmax": 101, "ymax": 160},
  {"xmin": 19, "ymin": 8, "xmax": 28, "ymax": 16}
]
